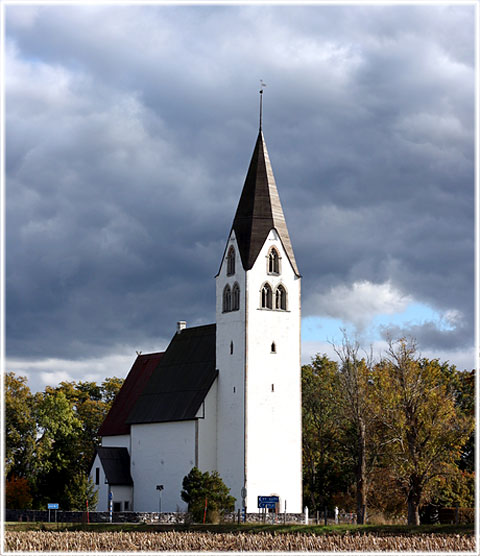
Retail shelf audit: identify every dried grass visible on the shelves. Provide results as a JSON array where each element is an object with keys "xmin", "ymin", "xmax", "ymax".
[{"xmin": 5, "ymin": 530, "xmax": 475, "ymax": 552}]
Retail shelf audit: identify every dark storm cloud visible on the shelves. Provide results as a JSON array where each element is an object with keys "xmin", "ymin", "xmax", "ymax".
[{"xmin": 5, "ymin": 4, "xmax": 475, "ymax": 376}]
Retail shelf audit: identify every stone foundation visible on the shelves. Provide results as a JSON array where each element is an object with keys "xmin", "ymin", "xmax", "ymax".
[{"xmin": 6, "ymin": 509, "xmax": 305, "ymax": 524}]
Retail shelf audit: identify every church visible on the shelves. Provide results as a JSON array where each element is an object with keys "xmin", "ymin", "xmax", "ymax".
[{"xmin": 90, "ymin": 107, "xmax": 303, "ymax": 515}]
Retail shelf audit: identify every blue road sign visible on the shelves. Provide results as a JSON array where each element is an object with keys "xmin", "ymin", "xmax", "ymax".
[
  {"xmin": 258, "ymin": 496, "xmax": 279, "ymax": 504},
  {"xmin": 48, "ymin": 503, "xmax": 59, "ymax": 509},
  {"xmin": 258, "ymin": 496, "xmax": 279, "ymax": 508}
]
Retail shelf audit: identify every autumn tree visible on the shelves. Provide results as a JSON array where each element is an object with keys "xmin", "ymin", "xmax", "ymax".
[
  {"xmin": 333, "ymin": 334, "xmax": 374, "ymax": 524},
  {"xmin": 6, "ymin": 475, "xmax": 33, "ymax": 509},
  {"xmin": 374, "ymin": 338, "xmax": 473, "ymax": 525}
]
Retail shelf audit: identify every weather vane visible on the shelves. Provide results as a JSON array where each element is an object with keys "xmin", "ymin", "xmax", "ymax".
[{"xmin": 259, "ymin": 80, "xmax": 267, "ymax": 130}]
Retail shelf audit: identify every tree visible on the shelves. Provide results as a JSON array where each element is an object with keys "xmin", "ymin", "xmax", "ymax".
[
  {"xmin": 374, "ymin": 338, "xmax": 473, "ymax": 525},
  {"xmin": 302, "ymin": 355, "xmax": 353, "ymax": 511},
  {"xmin": 5, "ymin": 372, "xmax": 36, "ymax": 478},
  {"xmin": 6, "ymin": 475, "xmax": 33, "ymax": 509},
  {"xmin": 181, "ymin": 467, "xmax": 235, "ymax": 523},
  {"xmin": 64, "ymin": 473, "xmax": 98, "ymax": 511},
  {"xmin": 333, "ymin": 334, "xmax": 374, "ymax": 524}
]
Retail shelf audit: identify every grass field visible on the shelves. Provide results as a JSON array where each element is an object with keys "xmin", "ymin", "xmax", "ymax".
[{"xmin": 4, "ymin": 522, "xmax": 475, "ymax": 552}]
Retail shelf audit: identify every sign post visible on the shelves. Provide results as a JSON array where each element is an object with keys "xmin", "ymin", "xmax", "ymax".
[
  {"xmin": 109, "ymin": 491, "xmax": 113, "ymax": 523},
  {"xmin": 258, "ymin": 494, "xmax": 280, "ymax": 523},
  {"xmin": 241, "ymin": 487, "xmax": 247, "ymax": 523},
  {"xmin": 257, "ymin": 496, "xmax": 279, "ymax": 509},
  {"xmin": 48, "ymin": 503, "xmax": 59, "ymax": 524}
]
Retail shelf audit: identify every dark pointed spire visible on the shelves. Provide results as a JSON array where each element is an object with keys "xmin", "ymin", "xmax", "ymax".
[{"xmin": 231, "ymin": 130, "xmax": 300, "ymax": 276}]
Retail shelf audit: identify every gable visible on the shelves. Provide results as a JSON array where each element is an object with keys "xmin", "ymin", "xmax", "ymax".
[{"xmin": 126, "ymin": 324, "xmax": 217, "ymax": 425}]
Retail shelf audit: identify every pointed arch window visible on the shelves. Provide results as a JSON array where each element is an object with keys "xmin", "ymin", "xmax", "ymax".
[
  {"xmin": 223, "ymin": 285, "xmax": 232, "ymax": 312},
  {"xmin": 275, "ymin": 284, "xmax": 287, "ymax": 310},
  {"xmin": 232, "ymin": 282, "xmax": 240, "ymax": 311},
  {"xmin": 267, "ymin": 247, "xmax": 280, "ymax": 275},
  {"xmin": 261, "ymin": 283, "xmax": 273, "ymax": 309},
  {"xmin": 226, "ymin": 246, "xmax": 235, "ymax": 276}
]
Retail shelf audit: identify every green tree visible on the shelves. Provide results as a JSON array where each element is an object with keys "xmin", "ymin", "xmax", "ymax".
[
  {"xmin": 181, "ymin": 467, "xmax": 235, "ymax": 523},
  {"xmin": 302, "ymin": 355, "xmax": 353, "ymax": 511},
  {"xmin": 374, "ymin": 338, "xmax": 473, "ymax": 525},
  {"xmin": 5, "ymin": 372, "xmax": 36, "ymax": 478},
  {"xmin": 64, "ymin": 473, "xmax": 98, "ymax": 511},
  {"xmin": 101, "ymin": 377, "xmax": 125, "ymax": 404},
  {"xmin": 5, "ymin": 372, "xmax": 124, "ymax": 510}
]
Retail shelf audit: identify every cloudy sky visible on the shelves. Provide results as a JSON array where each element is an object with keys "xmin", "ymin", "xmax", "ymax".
[{"xmin": 4, "ymin": 3, "xmax": 476, "ymax": 392}]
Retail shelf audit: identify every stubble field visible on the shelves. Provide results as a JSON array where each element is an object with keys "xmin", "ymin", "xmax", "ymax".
[{"xmin": 4, "ymin": 525, "xmax": 476, "ymax": 552}]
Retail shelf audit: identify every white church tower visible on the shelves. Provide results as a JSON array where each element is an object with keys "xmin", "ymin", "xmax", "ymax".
[{"xmin": 216, "ymin": 102, "xmax": 302, "ymax": 513}]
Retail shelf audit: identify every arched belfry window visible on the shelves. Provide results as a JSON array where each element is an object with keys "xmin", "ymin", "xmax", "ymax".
[
  {"xmin": 261, "ymin": 283, "xmax": 273, "ymax": 309},
  {"xmin": 275, "ymin": 284, "xmax": 287, "ymax": 311},
  {"xmin": 223, "ymin": 285, "xmax": 232, "ymax": 312},
  {"xmin": 232, "ymin": 283, "xmax": 240, "ymax": 311},
  {"xmin": 226, "ymin": 247, "xmax": 235, "ymax": 276},
  {"xmin": 267, "ymin": 247, "xmax": 280, "ymax": 275}
]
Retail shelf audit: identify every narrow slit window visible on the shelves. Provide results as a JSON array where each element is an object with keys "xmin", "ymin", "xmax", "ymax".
[
  {"xmin": 271, "ymin": 384, "xmax": 275, "ymax": 392},
  {"xmin": 95, "ymin": 467, "xmax": 100, "ymax": 485},
  {"xmin": 271, "ymin": 342, "xmax": 276, "ymax": 353},
  {"xmin": 230, "ymin": 341, "xmax": 234, "ymax": 354}
]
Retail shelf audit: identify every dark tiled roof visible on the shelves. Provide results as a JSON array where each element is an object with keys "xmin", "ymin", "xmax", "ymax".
[
  {"xmin": 231, "ymin": 130, "xmax": 300, "ymax": 276},
  {"xmin": 98, "ymin": 352, "xmax": 163, "ymax": 436},
  {"xmin": 126, "ymin": 324, "xmax": 217, "ymax": 425},
  {"xmin": 96, "ymin": 447, "xmax": 133, "ymax": 485}
]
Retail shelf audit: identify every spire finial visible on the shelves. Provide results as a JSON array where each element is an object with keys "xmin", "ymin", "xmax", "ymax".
[{"xmin": 259, "ymin": 80, "xmax": 267, "ymax": 130}]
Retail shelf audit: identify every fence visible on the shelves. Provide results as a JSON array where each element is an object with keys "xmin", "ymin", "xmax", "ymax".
[{"xmin": 6, "ymin": 509, "xmax": 305, "ymax": 525}]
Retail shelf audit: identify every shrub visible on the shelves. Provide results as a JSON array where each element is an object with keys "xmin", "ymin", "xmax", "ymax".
[
  {"xmin": 6, "ymin": 476, "xmax": 33, "ymax": 509},
  {"xmin": 181, "ymin": 467, "xmax": 235, "ymax": 523}
]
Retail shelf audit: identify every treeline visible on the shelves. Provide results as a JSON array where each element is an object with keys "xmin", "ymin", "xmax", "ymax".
[
  {"xmin": 302, "ymin": 336, "xmax": 474, "ymax": 525},
  {"xmin": 6, "ymin": 336, "xmax": 474, "ymax": 524},
  {"xmin": 5, "ymin": 373, "xmax": 123, "ymax": 511}
]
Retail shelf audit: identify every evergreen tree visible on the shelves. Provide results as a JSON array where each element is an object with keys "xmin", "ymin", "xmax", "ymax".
[{"xmin": 181, "ymin": 467, "xmax": 235, "ymax": 523}]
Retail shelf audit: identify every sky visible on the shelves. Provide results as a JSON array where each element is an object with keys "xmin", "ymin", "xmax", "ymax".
[{"xmin": 4, "ymin": 2, "xmax": 476, "ymax": 392}]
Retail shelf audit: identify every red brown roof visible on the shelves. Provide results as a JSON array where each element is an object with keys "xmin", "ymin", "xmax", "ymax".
[{"xmin": 98, "ymin": 352, "xmax": 164, "ymax": 436}]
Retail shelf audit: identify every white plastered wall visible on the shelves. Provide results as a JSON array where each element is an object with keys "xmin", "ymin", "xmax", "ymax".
[
  {"xmin": 196, "ymin": 379, "xmax": 218, "ymax": 472},
  {"xmin": 101, "ymin": 434, "xmax": 130, "ymax": 449},
  {"xmin": 90, "ymin": 453, "xmax": 109, "ymax": 511},
  {"xmin": 244, "ymin": 229, "xmax": 302, "ymax": 513},
  {"xmin": 111, "ymin": 485, "xmax": 133, "ymax": 512},
  {"xmin": 130, "ymin": 420, "xmax": 195, "ymax": 512},
  {"xmin": 216, "ymin": 230, "xmax": 247, "ymax": 508}
]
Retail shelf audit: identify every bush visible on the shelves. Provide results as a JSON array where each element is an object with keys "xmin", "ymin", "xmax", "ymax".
[
  {"xmin": 6, "ymin": 476, "xmax": 33, "ymax": 509},
  {"xmin": 181, "ymin": 467, "xmax": 235, "ymax": 523},
  {"xmin": 438, "ymin": 507, "xmax": 474, "ymax": 524}
]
